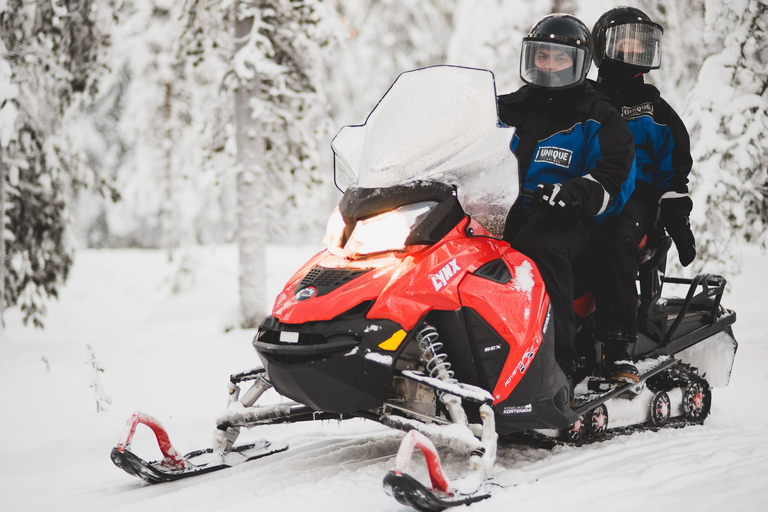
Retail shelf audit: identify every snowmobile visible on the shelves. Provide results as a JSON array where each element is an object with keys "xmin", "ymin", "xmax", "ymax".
[{"xmin": 111, "ymin": 66, "xmax": 737, "ymax": 511}]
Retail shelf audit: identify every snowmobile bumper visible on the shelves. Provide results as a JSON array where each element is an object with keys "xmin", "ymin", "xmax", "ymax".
[{"xmin": 254, "ymin": 340, "xmax": 394, "ymax": 414}]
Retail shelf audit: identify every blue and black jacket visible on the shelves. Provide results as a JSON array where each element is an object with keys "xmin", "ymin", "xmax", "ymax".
[
  {"xmin": 497, "ymin": 81, "xmax": 636, "ymax": 221},
  {"xmin": 592, "ymin": 76, "xmax": 692, "ymax": 204}
]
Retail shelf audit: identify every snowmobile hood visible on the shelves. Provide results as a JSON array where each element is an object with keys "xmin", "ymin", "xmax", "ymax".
[{"xmin": 271, "ymin": 218, "xmax": 509, "ymax": 330}]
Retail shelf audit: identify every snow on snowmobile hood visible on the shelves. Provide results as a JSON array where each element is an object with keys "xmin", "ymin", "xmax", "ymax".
[{"xmin": 331, "ymin": 65, "xmax": 519, "ymax": 238}]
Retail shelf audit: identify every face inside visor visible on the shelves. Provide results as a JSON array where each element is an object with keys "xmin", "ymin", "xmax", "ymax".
[
  {"xmin": 520, "ymin": 41, "xmax": 588, "ymax": 89},
  {"xmin": 604, "ymin": 22, "xmax": 662, "ymax": 69}
]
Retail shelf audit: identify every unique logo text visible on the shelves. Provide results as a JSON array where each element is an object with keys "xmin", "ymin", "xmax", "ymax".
[
  {"xmin": 621, "ymin": 102, "xmax": 654, "ymax": 120},
  {"xmin": 534, "ymin": 146, "xmax": 573, "ymax": 168}
]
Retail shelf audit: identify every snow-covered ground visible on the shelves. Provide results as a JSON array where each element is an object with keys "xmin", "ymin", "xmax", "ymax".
[{"xmin": 1, "ymin": 243, "xmax": 766, "ymax": 511}]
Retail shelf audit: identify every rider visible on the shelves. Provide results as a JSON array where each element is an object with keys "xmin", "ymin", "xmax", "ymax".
[
  {"xmin": 498, "ymin": 13, "xmax": 636, "ymax": 389},
  {"xmin": 590, "ymin": 7, "xmax": 696, "ymax": 383}
]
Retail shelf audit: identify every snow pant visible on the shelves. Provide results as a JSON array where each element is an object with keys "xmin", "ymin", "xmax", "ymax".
[
  {"xmin": 504, "ymin": 207, "xmax": 598, "ymax": 376},
  {"xmin": 591, "ymin": 197, "xmax": 656, "ymax": 338}
]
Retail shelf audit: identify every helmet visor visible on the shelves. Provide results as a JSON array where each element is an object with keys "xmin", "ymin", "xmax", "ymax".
[
  {"xmin": 520, "ymin": 41, "xmax": 588, "ymax": 89},
  {"xmin": 604, "ymin": 22, "xmax": 662, "ymax": 69}
]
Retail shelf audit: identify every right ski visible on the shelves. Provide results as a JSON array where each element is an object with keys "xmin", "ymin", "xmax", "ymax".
[{"xmin": 383, "ymin": 471, "xmax": 491, "ymax": 512}]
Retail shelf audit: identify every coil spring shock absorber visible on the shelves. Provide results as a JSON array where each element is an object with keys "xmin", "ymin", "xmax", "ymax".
[{"xmin": 416, "ymin": 325, "xmax": 467, "ymax": 425}]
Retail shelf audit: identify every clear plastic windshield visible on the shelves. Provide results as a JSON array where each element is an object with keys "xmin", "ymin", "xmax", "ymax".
[{"xmin": 331, "ymin": 66, "xmax": 519, "ymax": 238}]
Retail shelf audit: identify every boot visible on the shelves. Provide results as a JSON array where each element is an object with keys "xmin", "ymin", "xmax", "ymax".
[{"xmin": 601, "ymin": 332, "xmax": 639, "ymax": 384}]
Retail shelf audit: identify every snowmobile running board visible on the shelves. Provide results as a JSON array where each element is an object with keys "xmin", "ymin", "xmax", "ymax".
[
  {"xmin": 572, "ymin": 356, "xmax": 678, "ymax": 416},
  {"xmin": 110, "ymin": 412, "xmax": 287, "ymax": 484}
]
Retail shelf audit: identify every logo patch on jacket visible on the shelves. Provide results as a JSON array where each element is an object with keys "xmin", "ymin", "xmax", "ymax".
[
  {"xmin": 621, "ymin": 102, "xmax": 654, "ymax": 120},
  {"xmin": 534, "ymin": 146, "xmax": 572, "ymax": 168}
]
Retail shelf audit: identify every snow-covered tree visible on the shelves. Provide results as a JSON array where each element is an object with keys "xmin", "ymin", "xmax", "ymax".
[
  {"xmin": 231, "ymin": 0, "xmax": 336, "ymax": 327},
  {"xmin": 447, "ymin": 0, "xmax": 550, "ymax": 93},
  {"xmin": 71, "ymin": 0, "xmax": 233, "ymax": 254},
  {"xmin": 685, "ymin": 0, "xmax": 768, "ymax": 272},
  {"xmin": 0, "ymin": 0, "xmax": 113, "ymax": 327},
  {"xmin": 329, "ymin": 0, "xmax": 456, "ymax": 125}
]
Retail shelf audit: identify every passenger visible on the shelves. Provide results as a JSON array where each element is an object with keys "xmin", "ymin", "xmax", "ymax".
[
  {"xmin": 590, "ymin": 7, "xmax": 696, "ymax": 383},
  {"xmin": 497, "ymin": 13, "xmax": 636, "ymax": 392}
]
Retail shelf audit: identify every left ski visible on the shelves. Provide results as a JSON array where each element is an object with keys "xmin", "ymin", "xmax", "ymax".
[
  {"xmin": 110, "ymin": 411, "xmax": 288, "ymax": 484},
  {"xmin": 110, "ymin": 440, "xmax": 288, "ymax": 484}
]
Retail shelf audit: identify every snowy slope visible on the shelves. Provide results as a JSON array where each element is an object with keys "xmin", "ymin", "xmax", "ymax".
[{"xmin": 1, "ymin": 244, "xmax": 766, "ymax": 512}]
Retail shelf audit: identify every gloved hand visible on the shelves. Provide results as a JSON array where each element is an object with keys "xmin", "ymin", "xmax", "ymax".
[
  {"xmin": 531, "ymin": 177, "xmax": 606, "ymax": 216},
  {"xmin": 660, "ymin": 194, "xmax": 696, "ymax": 267},
  {"xmin": 532, "ymin": 183, "xmax": 579, "ymax": 213}
]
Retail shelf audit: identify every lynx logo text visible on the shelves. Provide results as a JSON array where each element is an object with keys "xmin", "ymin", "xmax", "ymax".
[{"xmin": 432, "ymin": 259, "xmax": 461, "ymax": 292}]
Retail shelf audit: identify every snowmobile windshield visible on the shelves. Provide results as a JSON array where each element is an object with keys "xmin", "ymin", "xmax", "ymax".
[
  {"xmin": 603, "ymin": 22, "xmax": 662, "ymax": 69},
  {"xmin": 331, "ymin": 65, "xmax": 519, "ymax": 238}
]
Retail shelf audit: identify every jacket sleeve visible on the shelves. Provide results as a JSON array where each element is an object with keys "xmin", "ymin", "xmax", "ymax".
[
  {"xmin": 656, "ymin": 98, "xmax": 693, "ymax": 195},
  {"xmin": 580, "ymin": 99, "xmax": 636, "ymax": 216}
]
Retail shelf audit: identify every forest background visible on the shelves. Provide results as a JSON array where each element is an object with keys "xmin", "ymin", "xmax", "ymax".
[{"xmin": 0, "ymin": 0, "xmax": 765, "ymax": 329}]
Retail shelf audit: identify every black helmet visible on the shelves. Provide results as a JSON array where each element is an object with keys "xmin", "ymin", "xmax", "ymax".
[
  {"xmin": 592, "ymin": 6, "xmax": 663, "ymax": 72},
  {"xmin": 520, "ymin": 13, "xmax": 592, "ymax": 90}
]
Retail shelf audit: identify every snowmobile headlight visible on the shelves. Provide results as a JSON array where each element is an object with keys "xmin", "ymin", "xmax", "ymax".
[
  {"xmin": 322, "ymin": 207, "xmax": 346, "ymax": 253},
  {"xmin": 337, "ymin": 201, "xmax": 438, "ymax": 258}
]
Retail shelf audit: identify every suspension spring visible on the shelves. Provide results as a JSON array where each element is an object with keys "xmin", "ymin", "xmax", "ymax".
[{"xmin": 416, "ymin": 325, "xmax": 457, "ymax": 391}]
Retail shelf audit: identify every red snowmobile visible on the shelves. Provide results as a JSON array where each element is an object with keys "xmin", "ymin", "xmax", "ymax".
[{"xmin": 111, "ymin": 66, "xmax": 737, "ymax": 511}]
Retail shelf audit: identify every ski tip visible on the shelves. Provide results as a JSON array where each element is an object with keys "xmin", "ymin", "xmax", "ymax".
[{"xmin": 383, "ymin": 471, "xmax": 490, "ymax": 512}]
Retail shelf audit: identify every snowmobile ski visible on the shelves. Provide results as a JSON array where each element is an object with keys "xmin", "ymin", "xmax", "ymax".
[
  {"xmin": 382, "ymin": 429, "xmax": 493, "ymax": 511},
  {"xmin": 110, "ymin": 441, "xmax": 287, "ymax": 484},
  {"xmin": 110, "ymin": 411, "xmax": 287, "ymax": 483},
  {"xmin": 383, "ymin": 472, "xmax": 491, "ymax": 512}
]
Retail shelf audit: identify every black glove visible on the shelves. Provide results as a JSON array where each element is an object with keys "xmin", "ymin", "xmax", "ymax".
[
  {"xmin": 531, "ymin": 178, "xmax": 606, "ymax": 216},
  {"xmin": 660, "ymin": 194, "xmax": 696, "ymax": 267},
  {"xmin": 532, "ymin": 183, "xmax": 579, "ymax": 213}
]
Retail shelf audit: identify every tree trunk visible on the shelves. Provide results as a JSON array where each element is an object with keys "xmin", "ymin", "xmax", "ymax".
[
  {"xmin": 235, "ymin": 10, "xmax": 267, "ymax": 328},
  {"xmin": 0, "ymin": 147, "xmax": 4, "ymax": 329},
  {"xmin": 163, "ymin": 82, "xmax": 175, "ymax": 262}
]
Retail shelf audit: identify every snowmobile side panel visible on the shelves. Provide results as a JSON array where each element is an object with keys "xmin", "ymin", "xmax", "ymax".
[
  {"xmin": 492, "ymin": 302, "xmax": 578, "ymax": 432},
  {"xmin": 457, "ymin": 250, "xmax": 549, "ymax": 403},
  {"xmin": 460, "ymin": 308, "xmax": 512, "ymax": 393}
]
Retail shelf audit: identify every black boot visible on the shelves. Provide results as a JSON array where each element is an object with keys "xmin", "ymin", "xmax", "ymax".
[{"xmin": 601, "ymin": 332, "xmax": 639, "ymax": 384}]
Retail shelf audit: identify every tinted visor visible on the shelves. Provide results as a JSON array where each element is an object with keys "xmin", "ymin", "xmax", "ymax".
[
  {"xmin": 604, "ymin": 22, "xmax": 662, "ymax": 69},
  {"xmin": 520, "ymin": 41, "xmax": 588, "ymax": 89}
]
